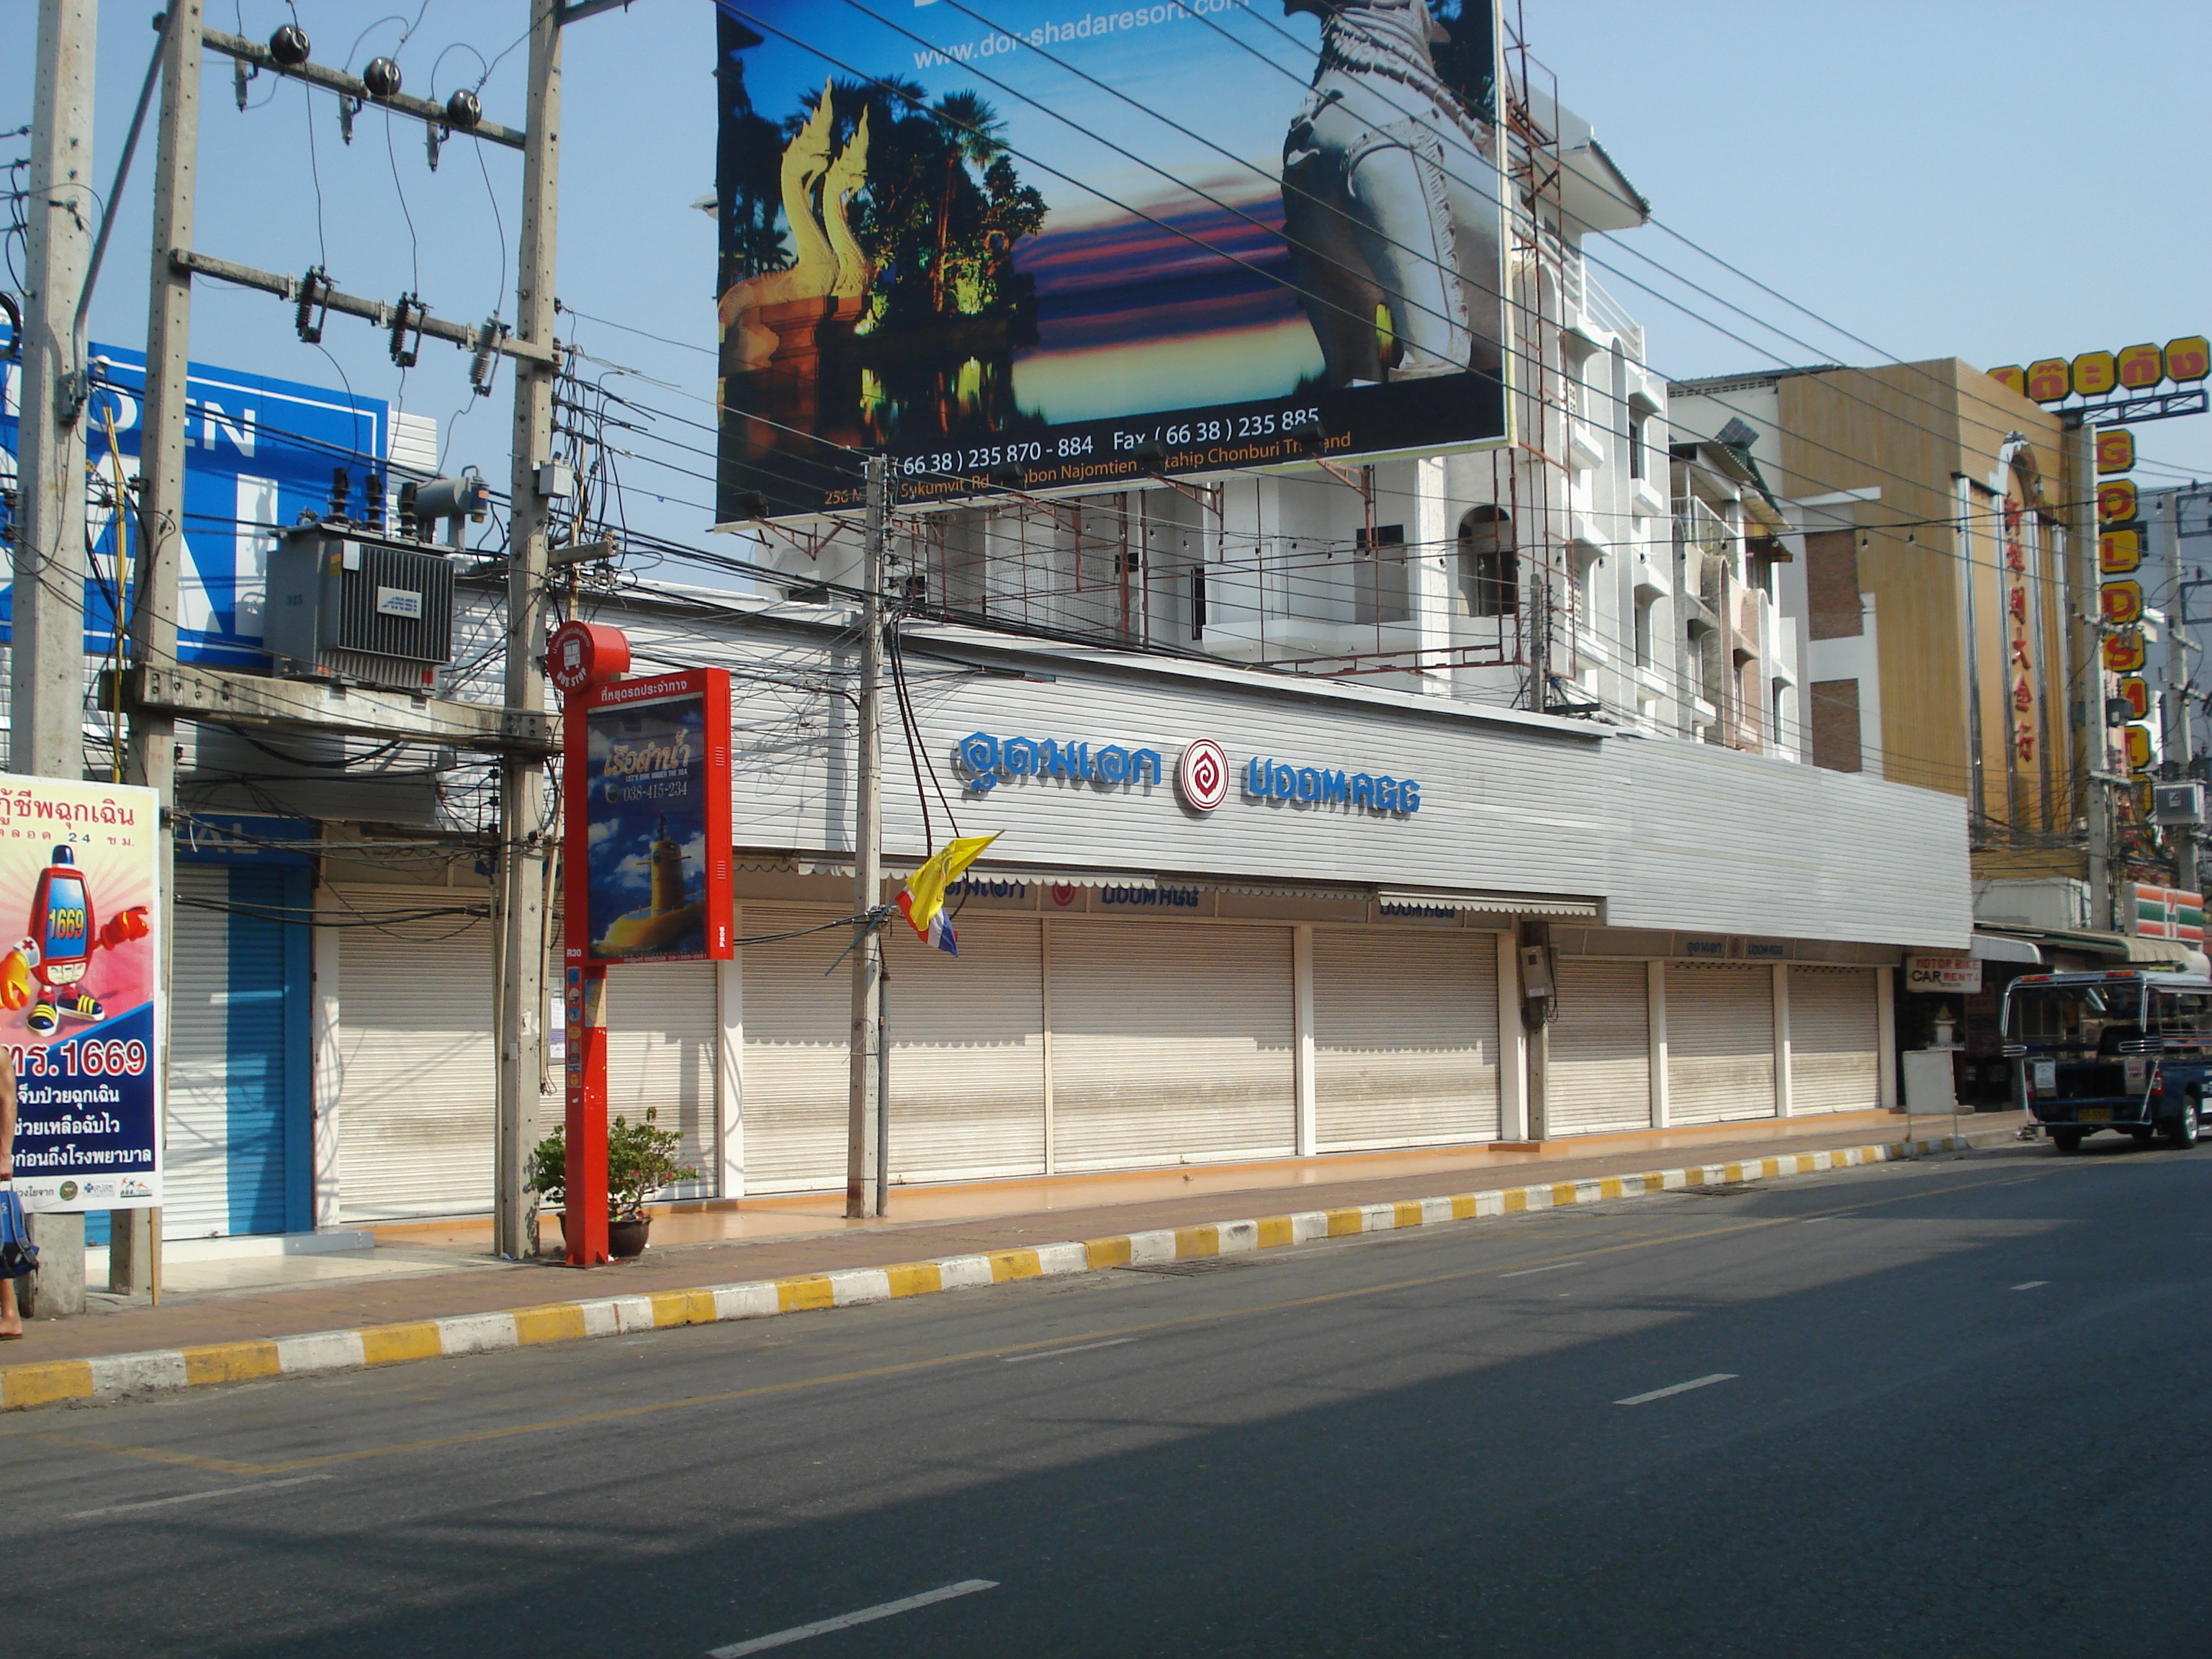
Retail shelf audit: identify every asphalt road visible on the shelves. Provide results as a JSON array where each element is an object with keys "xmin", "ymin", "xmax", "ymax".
[{"xmin": 4, "ymin": 1133, "xmax": 2211, "ymax": 1658}]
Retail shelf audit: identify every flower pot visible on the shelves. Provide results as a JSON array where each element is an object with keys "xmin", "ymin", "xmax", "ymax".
[{"xmin": 608, "ymin": 1216, "xmax": 651, "ymax": 1259}]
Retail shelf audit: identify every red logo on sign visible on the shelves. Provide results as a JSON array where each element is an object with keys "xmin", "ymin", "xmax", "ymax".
[{"xmin": 1177, "ymin": 739, "xmax": 1229, "ymax": 811}]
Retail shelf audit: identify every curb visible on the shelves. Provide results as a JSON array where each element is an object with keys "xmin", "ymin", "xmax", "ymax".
[{"xmin": 1, "ymin": 1128, "xmax": 2006, "ymax": 1413}]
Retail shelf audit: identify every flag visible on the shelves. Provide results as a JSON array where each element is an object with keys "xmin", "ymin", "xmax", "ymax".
[{"xmin": 896, "ymin": 832, "xmax": 998, "ymax": 954}]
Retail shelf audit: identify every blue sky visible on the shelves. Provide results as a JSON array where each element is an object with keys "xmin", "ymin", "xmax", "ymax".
[{"xmin": 5, "ymin": 0, "xmax": 2206, "ymax": 567}]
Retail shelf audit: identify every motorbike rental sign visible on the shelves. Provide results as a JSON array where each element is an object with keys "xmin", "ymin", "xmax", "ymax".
[
  {"xmin": 1904, "ymin": 954, "xmax": 1981, "ymax": 994},
  {"xmin": 0, "ymin": 779, "xmax": 162, "ymax": 1212}
]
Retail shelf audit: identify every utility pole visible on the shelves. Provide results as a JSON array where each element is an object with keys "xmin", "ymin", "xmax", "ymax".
[
  {"xmin": 2069, "ymin": 422, "xmax": 2113, "ymax": 932},
  {"xmin": 847, "ymin": 456, "xmax": 889, "ymax": 1219},
  {"xmin": 2162, "ymin": 487, "xmax": 2198, "ymax": 893},
  {"xmin": 494, "ymin": 2, "xmax": 562, "ymax": 1261},
  {"xmin": 15, "ymin": 0, "xmax": 98, "ymax": 1315},
  {"xmin": 122, "ymin": 0, "xmax": 201, "ymax": 1305}
]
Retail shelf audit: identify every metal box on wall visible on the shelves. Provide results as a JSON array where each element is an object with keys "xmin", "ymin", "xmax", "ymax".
[
  {"xmin": 2154, "ymin": 781, "xmax": 2206, "ymax": 826},
  {"xmin": 265, "ymin": 527, "xmax": 456, "ymax": 689}
]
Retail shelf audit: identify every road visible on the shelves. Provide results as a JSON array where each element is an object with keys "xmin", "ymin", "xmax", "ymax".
[{"xmin": 3, "ymin": 1134, "xmax": 2208, "ymax": 1658}]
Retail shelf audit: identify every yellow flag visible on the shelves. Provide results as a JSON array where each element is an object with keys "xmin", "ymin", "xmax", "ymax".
[{"xmin": 898, "ymin": 833, "xmax": 999, "ymax": 938}]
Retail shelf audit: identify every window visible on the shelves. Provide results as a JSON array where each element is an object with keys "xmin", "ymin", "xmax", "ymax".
[
  {"xmin": 1628, "ymin": 409, "xmax": 1648, "ymax": 480},
  {"xmin": 1352, "ymin": 523, "xmax": 1408, "ymax": 624},
  {"xmin": 1633, "ymin": 588, "xmax": 1656, "ymax": 667},
  {"xmin": 1458, "ymin": 506, "xmax": 1516, "ymax": 618}
]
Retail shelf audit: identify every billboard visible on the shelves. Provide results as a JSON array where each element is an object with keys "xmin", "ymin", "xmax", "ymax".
[
  {"xmin": 0, "ymin": 326, "xmax": 391, "ymax": 668},
  {"xmin": 564, "ymin": 670, "xmax": 735, "ymax": 966},
  {"xmin": 0, "ymin": 779, "xmax": 162, "ymax": 1213},
  {"xmin": 714, "ymin": 0, "xmax": 1505, "ymax": 518}
]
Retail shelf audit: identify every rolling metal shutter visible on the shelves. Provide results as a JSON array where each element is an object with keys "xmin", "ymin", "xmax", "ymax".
[
  {"xmin": 333, "ymin": 885, "xmax": 497, "ymax": 1222},
  {"xmin": 737, "ymin": 904, "xmax": 854, "ymax": 1194},
  {"xmin": 1052, "ymin": 921, "xmax": 1295, "ymax": 1172},
  {"xmin": 883, "ymin": 914, "xmax": 1046, "ymax": 1184},
  {"xmin": 1313, "ymin": 928, "xmax": 1498, "ymax": 1151},
  {"xmin": 1664, "ymin": 963, "xmax": 1776, "ymax": 1125},
  {"xmin": 603, "ymin": 962, "xmax": 720, "ymax": 1199},
  {"xmin": 1788, "ymin": 965, "xmax": 1880, "ymax": 1113},
  {"xmin": 1548, "ymin": 957, "xmax": 1652, "ymax": 1136},
  {"xmin": 163, "ymin": 869, "xmax": 233, "ymax": 1238}
]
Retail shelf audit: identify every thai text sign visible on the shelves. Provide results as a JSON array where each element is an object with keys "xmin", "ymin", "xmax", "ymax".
[
  {"xmin": 714, "ymin": 0, "xmax": 1506, "ymax": 518},
  {"xmin": 0, "ymin": 781, "xmax": 161, "ymax": 1212}
]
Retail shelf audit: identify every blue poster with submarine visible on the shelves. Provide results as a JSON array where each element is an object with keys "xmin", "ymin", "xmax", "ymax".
[
  {"xmin": 583, "ymin": 679, "xmax": 732, "ymax": 962},
  {"xmin": 0, "ymin": 778, "xmax": 163, "ymax": 1213}
]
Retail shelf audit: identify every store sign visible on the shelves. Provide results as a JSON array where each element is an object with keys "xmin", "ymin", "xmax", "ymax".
[
  {"xmin": 1176, "ymin": 740, "xmax": 1229, "ymax": 812},
  {"xmin": 956, "ymin": 732, "xmax": 1164, "ymax": 794},
  {"xmin": 0, "ymin": 778, "xmax": 162, "ymax": 1213},
  {"xmin": 1990, "ymin": 337, "xmax": 2210, "ymax": 403},
  {"xmin": 1244, "ymin": 755, "xmax": 1421, "ymax": 814},
  {"xmin": 2131, "ymin": 883, "xmax": 2206, "ymax": 943},
  {"xmin": 1905, "ymin": 955, "xmax": 1982, "ymax": 993}
]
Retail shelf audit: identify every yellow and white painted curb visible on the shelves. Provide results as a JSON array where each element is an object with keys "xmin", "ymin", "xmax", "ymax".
[{"xmin": 0, "ymin": 1129, "xmax": 1997, "ymax": 1413}]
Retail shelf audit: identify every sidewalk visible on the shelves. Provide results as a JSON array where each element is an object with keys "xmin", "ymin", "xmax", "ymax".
[{"xmin": 6, "ymin": 1109, "xmax": 2022, "ymax": 1375}]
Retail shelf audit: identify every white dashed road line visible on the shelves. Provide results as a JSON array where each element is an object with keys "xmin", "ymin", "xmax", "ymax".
[
  {"xmin": 1615, "ymin": 1373, "xmax": 1738, "ymax": 1407},
  {"xmin": 66, "ymin": 1473, "xmax": 332, "ymax": 1521},
  {"xmin": 1000, "ymin": 1338, "xmax": 1137, "ymax": 1364},
  {"xmin": 709, "ymin": 1581, "xmax": 1000, "ymax": 1656},
  {"xmin": 1500, "ymin": 1261, "xmax": 1585, "ymax": 1278},
  {"xmin": 2011, "ymin": 1281, "xmax": 2049, "ymax": 1291}
]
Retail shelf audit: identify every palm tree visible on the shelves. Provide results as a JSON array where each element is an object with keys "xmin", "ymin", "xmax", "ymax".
[{"xmin": 929, "ymin": 91, "xmax": 1007, "ymax": 314}]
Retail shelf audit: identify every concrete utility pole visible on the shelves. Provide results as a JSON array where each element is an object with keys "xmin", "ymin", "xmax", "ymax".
[
  {"xmin": 15, "ymin": 0, "xmax": 99, "ymax": 1314},
  {"xmin": 122, "ymin": 0, "xmax": 202, "ymax": 1305},
  {"xmin": 2070, "ymin": 423, "xmax": 2114, "ymax": 932},
  {"xmin": 847, "ymin": 456, "xmax": 889, "ymax": 1218},
  {"xmin": 494, "ymin": 2, "xmax": 563, "ymax": 1262},
  {"xmin": 2162, "ymin": 487, "xmax": 2197, "ymax": 893}
]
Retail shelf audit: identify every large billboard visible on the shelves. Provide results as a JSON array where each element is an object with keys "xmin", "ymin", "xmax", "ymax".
[
  {"xmin": 715, "ymin": 0, "xmax": 1505, "ymax": 518},
  {"xmin": 0, "ymin": 779, "xmax": 162, "ymax": 1213},
  {"xmin": 564, "ymin": 670, "xmax": 736, "ymax": 967},
  {"xmin": 0, "ymin": 326, "xmax": 391, "ymax": 668}
]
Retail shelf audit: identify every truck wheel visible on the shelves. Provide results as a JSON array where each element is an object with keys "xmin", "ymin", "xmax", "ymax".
[
  {"xmin": 2051, "ymin": 1129, "xmax": 2083, "ymax": 1154},
  {"xmin": 2166, "ymin": 1094, "xmax": 2202, "ymax": 1148}
]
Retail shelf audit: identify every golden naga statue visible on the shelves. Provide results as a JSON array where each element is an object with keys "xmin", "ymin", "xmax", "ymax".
[{"xmin": 716, "ymin": 86, "xmax": 876, "ymax": 372}]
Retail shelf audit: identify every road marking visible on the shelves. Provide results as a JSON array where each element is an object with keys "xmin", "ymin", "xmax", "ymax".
[
  {"xmin": 1615, "ymin": 1373, "xmax": 1737, "ymax": 1406},
  {"xmin": 2011, "ymin": 1280, "xmax": 2048, "ymax": 1291},
  {"xmin": 708, "ymin": 1579, "xmax": 998, "ymax": 1656},
  {"xmin": 1500, "ymin": 1260, "xmax": 1584, "ymax": 1277},
  {"xmin": 999, "ymin": 1338, "xmax": 1135, "ymax": 1364},
  {"xmin": 66, "ymin": 1473, "xmax": 331, "ymax": 1520},
  {"xmin": 27, "ymin": 1169, "xmax": 2041, "ymax": 1478}
]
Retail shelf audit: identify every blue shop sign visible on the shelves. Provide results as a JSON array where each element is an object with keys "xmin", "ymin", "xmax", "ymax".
[
  {"xmin": 956, "ymin": 732, "xmax": 1164, "ymax": 793},
  {"xmin": 1244, "ymin": 755, "xmax": 1419, "ymax": 814}
]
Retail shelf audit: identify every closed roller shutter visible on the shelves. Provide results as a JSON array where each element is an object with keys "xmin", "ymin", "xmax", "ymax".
[
  {"xmin": 335, "ymin": 885, "xmax": 497, "ymax": 1221},
  {"xmin": 1313, "ymin": 929, "xmax": 1498, "ymax": 1151},
  {"xmin": 738, "ymin": 904, "xmax": 852, "ymax": 1194},
  {"xmin": 1053, "ymin": 922, "xmax": 1294, "ymax": 1172},
  {"xmin": 163, "ymin": 869, "xmax": 233, "ymax": 1238},
  {"xmin": 1665, "ymin": 963, "xmax": 1776, "ymax": 1125},
  {"xmin": 218, "ymin": 868, "xmax": 294, "ymax": 1234},
  {"xmin": 1549, "ymin": 958, "xmax": 1651, "ymax": 1135},
  {"xmin": 884, "ymin": 914, "xmax": 1045, "ymax": 1184},
  {"xmin": 603, "ymin": 963, "xmax": 719, "ymax": 1198},
  {"xmin": 1789, "ymin": 966, "xmax": 1880, "ymax": 1112}
]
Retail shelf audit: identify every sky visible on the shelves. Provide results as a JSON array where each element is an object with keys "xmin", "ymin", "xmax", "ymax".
[{"xmin": 6, "ymin": 0, "xmax": 2208, "ymax": 575}]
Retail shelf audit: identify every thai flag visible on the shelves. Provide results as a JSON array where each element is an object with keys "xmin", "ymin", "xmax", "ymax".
[{"xmin": 896, "ymin": 889, "xmax": 959, "ymax": 957}]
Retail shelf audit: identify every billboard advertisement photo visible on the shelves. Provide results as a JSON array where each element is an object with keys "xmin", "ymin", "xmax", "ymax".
[
  {"xmin": 0, "ymin": 780, "xmax": 163, "ymax": 1213},
  {"xmin": 714, "ymin": 0, "xmax": 1504, "ymax": 517},
  {"xmin": 565, "ymin": 671, "xmax": 735, "ymax": 966}
]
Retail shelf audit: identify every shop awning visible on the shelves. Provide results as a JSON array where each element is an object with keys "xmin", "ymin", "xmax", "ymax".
[
  {"xmin": 1375, "ymin": 888, "xmax": 1601, "ymax": 918},
  {"xmin": 1188, "ymin": 879, "xmax": 1372, "ymax": 902},
  {"xmin": 1970, "ymin": 932, "xmax": 2043, "ymax": 965}
]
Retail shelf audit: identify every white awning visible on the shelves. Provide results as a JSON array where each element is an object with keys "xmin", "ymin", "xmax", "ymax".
[
  {"xmin": 1190, "ymin": 880, "xmax": 1372, "ymax": 902},
  {"xmin": 1375, "ymin": 888, "xmax": 1601, "ymax": 918},
  {"xmin": 1970, "ymin": 932, "xmax": 2042, "ymax": 965}
]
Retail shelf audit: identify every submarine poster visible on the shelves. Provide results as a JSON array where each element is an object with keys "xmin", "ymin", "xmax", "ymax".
[
  {"xmin": 714, "ymin": 0, "xmax": 1504, "ymax": 518},
  {"xmin": 0, "ymin": 778, "xmax": 162, "ymax": 1213},
  {"xmin": 567, "ymin": 670, "xmax": 735, "ymax": 966}
]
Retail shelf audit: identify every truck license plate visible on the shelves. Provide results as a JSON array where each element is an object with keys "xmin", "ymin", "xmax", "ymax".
[
  {"xmin": 2033, "ymin": 1062, "xmax": 2058, "ymax": 1092},
  {"xmin": 2080, "ymin": 1107, "xmax": 2112, "ymax": 1123}
]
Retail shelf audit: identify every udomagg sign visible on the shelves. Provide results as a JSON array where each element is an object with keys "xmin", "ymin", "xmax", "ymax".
[{"xmin": 0, "ymin": 780, "xmax": 162, "ymax": 1212}]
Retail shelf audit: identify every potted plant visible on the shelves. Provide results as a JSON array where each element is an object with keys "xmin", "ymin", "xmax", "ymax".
[
  {"xmin": 608, "ymin": 1107, "xmax": 696, "ymax": 1258},
  {"xmin": 524, "ymin": 1108, "xmax": 695, "ymax": 1259}
]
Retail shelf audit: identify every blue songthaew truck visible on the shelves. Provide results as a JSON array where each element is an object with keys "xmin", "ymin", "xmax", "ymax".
[{"xmin": 2002, "ymin": 969, "xmax": 2212, "ymax": 1152}]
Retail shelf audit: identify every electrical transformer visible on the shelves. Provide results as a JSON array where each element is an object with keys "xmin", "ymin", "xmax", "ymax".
[
  {"xmin": 264, "ymin": 526, "xmax": 457, "ymax": 690},
  {"xmin": 2153, "ymin": 781, "xmax": 2206, "ymax": 827}
]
